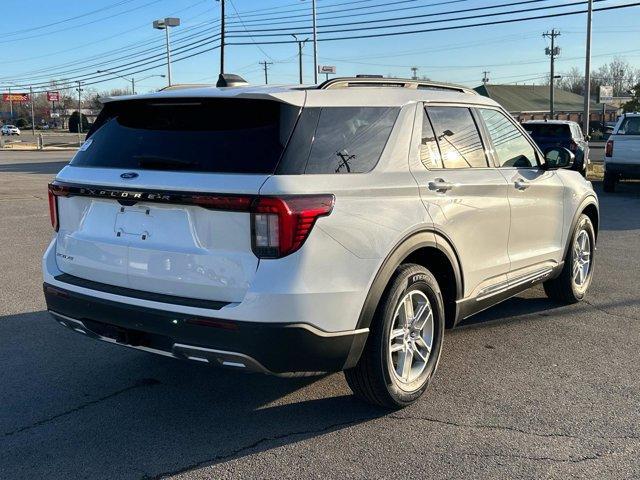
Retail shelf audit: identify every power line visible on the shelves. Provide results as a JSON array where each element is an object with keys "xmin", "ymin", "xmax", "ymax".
[
  {"xmin": 5, "ymin": 1, "xmax": 639, "ymax": 91},
  {"xmin": 225, "ymin": 0, "xmax": 605, "ymax": 37},
  {"xmin": 226, "ymin": 1, "xmax": 640, "ymax": 45}
]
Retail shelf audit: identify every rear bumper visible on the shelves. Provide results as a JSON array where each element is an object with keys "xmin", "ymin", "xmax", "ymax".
[
  {"xmin": 605, "ymin": 162, "xmax": 640, "ymax": 179},
  {"xmin": 44, "ymin": 283, "xmax": 368, "ymax": 375}
]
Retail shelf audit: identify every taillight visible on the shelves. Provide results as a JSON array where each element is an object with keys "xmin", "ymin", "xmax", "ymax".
[
  {"xmin": 48, "ymin": 182, "xmax": 70, "ymax": 232},
  {"xmin": 605, "ymin": 139, "xmax": 614, "ymax": 157},
  {"xmin": 48, "ymin": 184, "xmax": 59, "ymax": 231},
  {"xmin": 251, "ymin": 195, "xmax": 334, "ymax": 258}
]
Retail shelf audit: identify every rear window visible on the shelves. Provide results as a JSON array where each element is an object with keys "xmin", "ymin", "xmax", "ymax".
[
  {"xmin": 524, "ymin": 123, "xmax": 570, "ymax": 138},
  {"xmin": 618, "ymin": 116, "xmax": 640, "ymax": 135},
  {"xmin": 277, "ymin": 106, "xmax": 399, "ymax": 174},
  {"xmin": 71, "ymin": 99, "xmax": 300, "ymax": 174}
]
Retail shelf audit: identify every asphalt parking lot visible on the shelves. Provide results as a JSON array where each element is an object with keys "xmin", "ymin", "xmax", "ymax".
[{"xmin": 1, "ymin": 151, "xmax": 638, "ymax": 480}]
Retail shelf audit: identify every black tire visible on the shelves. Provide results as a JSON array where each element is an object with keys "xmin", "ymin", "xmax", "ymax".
[
  {"xmin": 543, "ymin": 214, "xmax": 595, "ymax": 304},
  {"xmin": 603, "ymin": 171, "xmax": 616, "ymax": 193},
  {"xmin": 345, "ymin": 263, "xmax": 445, "ymax": 409}
]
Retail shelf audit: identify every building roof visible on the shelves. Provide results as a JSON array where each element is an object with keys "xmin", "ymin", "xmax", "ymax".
[{"xmin": 474, "ymin": 84, "xmax": 615, "ymax": 114}]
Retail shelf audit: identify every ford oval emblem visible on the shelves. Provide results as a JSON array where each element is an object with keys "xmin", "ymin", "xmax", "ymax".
[{"xmin": 120, "ymin": 172, "xmax": 139, "ymax": 179}]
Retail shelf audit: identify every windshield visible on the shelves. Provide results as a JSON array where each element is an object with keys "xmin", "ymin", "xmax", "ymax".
[
  {"xmin": 524, "ymin": 123, "xmax": 571, "ymax": 139},
  {"xmin": 71, "ymin": 98, "xmax": 300, "ymax": 174}
]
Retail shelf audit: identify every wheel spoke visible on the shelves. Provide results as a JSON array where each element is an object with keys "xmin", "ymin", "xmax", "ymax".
[
  {"xmin": 390, "ymin": 342, "xmax": 404, "ymax": 353},
  {"xmin": 412, "ymin": 306, "xmax": 432, "ymax": 331},
  {"xmin": 391, "ymin": 328, "xmax": 405, "ymax": 339},
  {"xmin": 398, "ymin": 348, "xmax": 413, "ymax": 381},
  {"xmin": 403, "ymin": 295, "xmax": 414, "ymax": 326}
]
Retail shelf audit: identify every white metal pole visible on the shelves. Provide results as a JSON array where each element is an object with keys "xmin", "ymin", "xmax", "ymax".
[
  {"xmin": 583, "ymin": 0, "xmax": 593, "ymax": 135},
  {"xmin": 312, "ymin": 0, "xmax": 318, "ymax": 84},
  {"xmin": 30, "ymin": 86, "xmax": 35, "ymax": 136},
  {"xmin": 165, "ymin": 26, "xmax": 172, "ymax": 86},
  {"xmin": 8, "ymin": 86, "xmax": 13, "ymax": 121}
]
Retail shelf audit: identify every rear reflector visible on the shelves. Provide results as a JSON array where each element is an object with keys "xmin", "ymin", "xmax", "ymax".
[
  {"xmin": 251, "ymin": 195, "xmax": 335, "ymax": 258},
  {"xmin": 605, "ymin": 139, "xmax": 614, "ymax": 158}
]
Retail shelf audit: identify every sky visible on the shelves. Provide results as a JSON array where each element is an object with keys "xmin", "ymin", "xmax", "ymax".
[{"xmin": 1, "ymin": 0, "xmax": 639, "ymax": 95}]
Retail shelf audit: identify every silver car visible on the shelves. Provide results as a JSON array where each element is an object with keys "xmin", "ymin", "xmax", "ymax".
[{"xmin": 44, "ymin": 76, "xmax": 598, "ymax": 408}]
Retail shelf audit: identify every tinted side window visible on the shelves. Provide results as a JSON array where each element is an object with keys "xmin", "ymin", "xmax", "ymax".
[
  {"xmin": 427, "ymin": 107, "xmax": 487, "ymax": 168},
  {"xmin": 306, "ymin": 107, "xmax": 398, "ymax": 174},
  {"xmin": 419, "ymin": 108, "xmax": 442, "ymax": 169},
  {"xmin": 479, "ymin": 108, "xmax": 537, "ymax": 168}
]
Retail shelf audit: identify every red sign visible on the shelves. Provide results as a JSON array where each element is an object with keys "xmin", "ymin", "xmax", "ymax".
[
  {"xmin": 2, "ymin": 93, "xmax": 29, "ymax": 102},
  {"xmin": 47, "ymin": 91, "xmax": 60, "ymax": 102}
]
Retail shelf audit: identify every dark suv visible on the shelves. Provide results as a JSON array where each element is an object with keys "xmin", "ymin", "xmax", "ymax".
[{"xmin": 523, "ymin": 120, "xmax": 589, "ymax": 176}]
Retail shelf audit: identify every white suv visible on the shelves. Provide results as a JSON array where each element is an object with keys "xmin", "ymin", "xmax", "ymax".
[{"xmin": 43, "ymin": 76, "xmax": 599, "ymax": 408}]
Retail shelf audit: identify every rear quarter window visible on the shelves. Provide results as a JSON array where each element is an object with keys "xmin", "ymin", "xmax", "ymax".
[
  {"xmin": 277, "ymin": 106, "xmax": 399, "ymax": 174},
  {"xmin": 618, "ymin": 117, "xmax": 640, "ymax": 135}
]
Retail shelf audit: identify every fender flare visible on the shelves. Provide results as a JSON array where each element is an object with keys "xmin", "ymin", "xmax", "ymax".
[
  {"xmin": 562, "ymin": 195, "xmax": 599, "ymax": 260},
  {"xmin": 354, "ymin": 229, "xmax": 463, "ymax": 331}
]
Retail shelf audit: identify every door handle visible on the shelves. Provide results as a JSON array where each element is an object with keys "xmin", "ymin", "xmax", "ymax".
[
  {"xmin": 428, "ymin": 179, "xmax": 453, "ymax": 193},
  {"xmin": 514, "ymin": 179, "xmax": 530, "ymax": 190}
]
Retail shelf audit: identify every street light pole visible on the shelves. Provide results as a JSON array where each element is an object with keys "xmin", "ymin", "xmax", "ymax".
[
  {"xmin": 153, "ymin": 18, "xmax": 180, "ymax": 87},
  {"xmin": 311, "ymin": 0, "xmax": 318, "ymax": 84},
  {"xmin": 219, "ymin": 0, "xmax": 225, "ymax": 76},
  {"xmin": 583, "ymin": 0, "xmax": 594, "ymax": 135}
]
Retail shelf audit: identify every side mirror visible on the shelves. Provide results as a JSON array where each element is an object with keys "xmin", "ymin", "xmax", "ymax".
[
  {"xmin": 585, "ymin": 134, "xmax": 591, "ymax": 142},
  {"xmin": 544, "ymin": 147, "xmax": 575, "ymax": 169}
]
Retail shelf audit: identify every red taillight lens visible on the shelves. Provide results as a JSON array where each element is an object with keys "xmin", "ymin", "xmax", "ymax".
[
  {"xmin": 251, "ymin": 195, "xmax": 334, "ymax": 258},
  {"xmin": 605, "ymin": 139, "xmax": 614, "ymax": 157},
  {"xmin": 48, "ymin": 184, "xmax": 59, "ymax": 231}
]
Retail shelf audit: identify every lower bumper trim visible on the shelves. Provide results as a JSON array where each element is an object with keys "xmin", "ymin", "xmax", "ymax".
[{"xmin": 45, "ymin": 283, "xmax": 368, "ymax": 375}]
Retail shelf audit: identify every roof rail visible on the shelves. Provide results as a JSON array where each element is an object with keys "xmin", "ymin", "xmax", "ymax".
[
  {"xmin": 159, "ymin": 83, "xmax": 212, "ymax": 91},
  {"xmin": 317, "ymin": 77, "xmax": 476, "ymax": 94}
]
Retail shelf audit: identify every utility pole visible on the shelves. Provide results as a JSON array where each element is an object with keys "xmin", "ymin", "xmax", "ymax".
[
  {"xmin": 218, "ymin": 0, "xmax": 225, "ymax": 77},
  {"xmin": 482, "ymin": 71, "xmax": 490, "ymax": 84},
  {"xmin": 543, "ymin": 29, "xmax": 561, "ymax": 118},
  {"xmin": 259, "ymin": 61, "xmax": 273, "ymax": 84},
  {"xmin": 76, "ymin": 81, "xmax": 83, "ymax": 146},
  {"xmin": 131, "ymin": 77, "xmax": 135, "ymax": 95},
  {"xmin": 410, "ymin": 67, "xmax": 419, "ymax": 80},
  {"xmin": 582, "ymin": 0, "xmax": 594, "ymax": 135},
  {"xmin": 292, "ymin": 34, "xmax": 309, "ymax": 84},
  {"xmin": 29, "ymin": 86, "xmax": 35, "ymax": 136}
]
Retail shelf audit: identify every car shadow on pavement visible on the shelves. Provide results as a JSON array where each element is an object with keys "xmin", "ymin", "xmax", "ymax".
[
  {"xmin": 0, "ymin": 161, "xmax": 69, "ymax": 175},
  {"xmin": 0, "ymin": 310, "xmax": 385, "ymax": 480}
]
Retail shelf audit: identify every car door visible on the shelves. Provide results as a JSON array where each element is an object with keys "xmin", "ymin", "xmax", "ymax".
[
  {"xmin": 477, "ymin": 107, "xmax": 565, "ymax": 282},
  {"xmin": 409, "ymin": 104, "xmax": 512, "ymax": 300}
]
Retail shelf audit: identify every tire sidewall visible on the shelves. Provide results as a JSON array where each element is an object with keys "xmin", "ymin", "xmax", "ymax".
[
  {"xmin": 570, "ymin": 215, "xmax": 595, "ymax": 299},
  {"xmin": 378, "ymin": 267, "xmax": 445, "ymax": 406}
]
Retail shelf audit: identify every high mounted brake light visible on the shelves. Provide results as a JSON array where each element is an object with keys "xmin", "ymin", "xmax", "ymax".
[{"xmin": 251, "ymin": 195, "xmax": 335, "ymax": 258}]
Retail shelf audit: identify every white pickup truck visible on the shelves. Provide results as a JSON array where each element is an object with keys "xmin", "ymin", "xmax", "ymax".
[{"xmin": 604, "ymin": 113, "xmax": 640, "ymax": 192}]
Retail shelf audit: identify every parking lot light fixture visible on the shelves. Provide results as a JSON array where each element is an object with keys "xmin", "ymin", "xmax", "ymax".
[{"xmin": 153, "ymin": 17, "xmax": 180, "ymax": 86}]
